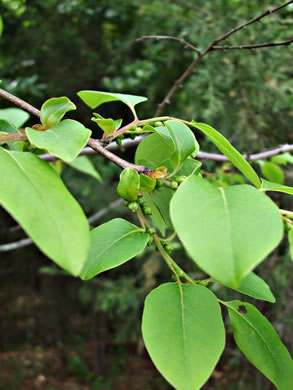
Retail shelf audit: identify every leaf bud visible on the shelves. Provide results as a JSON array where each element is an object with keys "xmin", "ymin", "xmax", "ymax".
[
  {"xmin": 164, "ymin": 244, "xmax": 173, "ymax": 255},
  {"xmin": 137, "ymin": 197, "xmax": 145, "ymax": 205},
  {"xmin": 175, "ymin": 175, "xmax": 186, "ymax": 184},
  {"xmin": 128, "ymin": 201, "xmax": 139, "ymax": 213},
  {"xmin": 129, "ymin": 125, "xmax": 137, "ymax": 131},
  {"xmin": 146, "ymin": 227, "xmax": 156, "ymax": 235},
  {"xmin": 142, "ymin": 206, "xmax": 152, "ymax": 216},
  {"xmin": 130, "ymin": 133, "xmax": 136, "ymax": 140}
]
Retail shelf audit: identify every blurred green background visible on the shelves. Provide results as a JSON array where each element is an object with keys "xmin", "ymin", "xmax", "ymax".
[{"xmin": 0, "ymin": 0, "xmax": 292, "ymax": 389}]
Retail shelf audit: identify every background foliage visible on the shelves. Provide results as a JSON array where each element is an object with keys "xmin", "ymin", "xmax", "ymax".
[{"xmin": 0, "ymin": 0, "xmax": 292, "ymax": 388}]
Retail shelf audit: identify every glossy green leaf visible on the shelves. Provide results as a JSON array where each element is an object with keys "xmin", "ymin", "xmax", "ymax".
[
  {"xmin": 225, "ymin": 300, "xmax": 293, "ymax": 389},
  {"xmin": 220, "ymin": 272, "xmax": 275, "ymax": 302},
  {"xmin": 170, "ymin": 176, "xmax": 283, "ymax": 287},
  {"xmin": 152, "ymin": 187, "xmax": 173, "ymax": 229},
  {"xmin": 80, "ymin": 218, "xmax": 148, "ymax": 279},
  {"xmin": 0, "ymin": 148, "xmax": 90, "ymax": 275},
  {"xmin": 142, "ymin": 283, "xmax": 225, "ymax": 390},
  {"xmin": 91, "ymin": 115, "xmax": 122, "ymax": 135},
  {"xmin": 142, "ymin": 191, "xmax": 166, "ymax": 236},
  {"xmin": 176, "ymin": 157, "xmax": 201, "ymax": 176},
  {"xmin": 0, "ymin": 16, "xmax": 3, "ymax": 38},
  {"xmin": 40, "ymin": 97, "xmax": 76, "ymax": 128},
  {"xmin": 66, "ymin": 156, "xmax": 102, "ymax": 182},
  {"xmin": 135, "ymin": 132, "xmax": 174, "ymax": 171},
  {"xmin": 0, "ymin": 119, "xmax": 20, "ymax": 134},
  {"xmin": 77, "ymin": 90, "xmax": 147, "ymax": 118},
  {"xmin": 139, "ymin": 173, "xmax": 156, "ymax": 192},
  {"xmin": 26, "ymin": 119, "xmax": 91, "ymax": 162},
  {"xmin": 261, "ymin": 161, "xmax": 284, "ymax": 184},
  {"xmin": 289, "ymin": 230, "xmax": 293, "ymax": 261},
  {"xmin": 260, "ymin": 179, "xmax": 293, "ymax": 195},
  {"xmin": 0, "ymin": 107, "xmax": 29, "ymax": 128},
  {"xmin": 190, "ymin": 121, "xmax": 261, "ymax": 188},
  {"xmin": 271, "ymin": 152, "xmax": 293, "ymax": 165},
  {"xmin": 164, "ymin": 120, "xmax": 199, "ymax": 175}
]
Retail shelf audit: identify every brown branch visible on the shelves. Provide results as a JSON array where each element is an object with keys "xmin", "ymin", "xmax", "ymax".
[
  {"xmin": 0, "ymin": 88, "xmax": 41, "ymax": 118},
  {"xmin": 0, "ymin": 88, "xmax": 152, "ymax": 174},
  {"xmin": 87, "ymin": 138, "xmax": 151, "ymax": 174},
  {"xmin": 1, "ymin": 86, "xmax": 293, "ymax": 166},
  {"xmin": 212, "ymin": 38, "xmax": 293, "ymax": 51},
  {"xmin": 149, "ymin": 1, "xmax": 293, "ymax": 116},
  {"xmin": 136, "ymin": 35, "xmax": 201, "ymax": 56}
]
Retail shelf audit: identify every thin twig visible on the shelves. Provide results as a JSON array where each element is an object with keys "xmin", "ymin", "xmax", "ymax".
[
  {"xmin": 149, "ymin": 1, "xmax": 293, "ymax": 116},
  {"xmin": 212, "ymin": 38, "xmax": 293, "ymax": 51},
  {"xmin": 136, "ymin": 35, "xmax": 201, "ymax": 56},
  {"xmin": 87, "ymin": 138, "xmax": 151, "ymax": 174},
  {"xmin": 0, "ymin": 198, "xmax": 125, "ymax": 252},
  {"xmin": 0, "ymin": 88, "xmax": 41, "ymax": 118}
]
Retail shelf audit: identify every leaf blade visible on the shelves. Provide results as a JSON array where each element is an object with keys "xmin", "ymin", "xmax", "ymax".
[
  {"xmin": 80, "ymin": 218, "xmax": 148, "ymax": 279},
  {"xmin": 40, "ymin": 97, "xmax": 76, "ymax": 128},
  {"xmin": 190, "ymin": 121, "xmax": 261, "ymax": 188},
  {"xmin": 142, "ymin": 283, "xmax": 225, "ymax": 390},
  {"xmin": 0, "ymin": 147, "xmax": 90, "ymax": 275},
  {"xmin": 26, "ymin": 119, "xmax": 91, "ymax": 162},
  {"xmin": 225, "ymin": 300, "xmax": 293, "ymax": 389}
]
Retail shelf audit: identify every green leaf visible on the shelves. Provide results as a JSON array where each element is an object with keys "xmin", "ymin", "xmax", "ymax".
[
  {"xmin": 80, "ymin": 218, "xmax": 148, "ymax": 279},
  {"xmin": 139, "ymin": 173, "xmax": 156, "ymax": 192},
  {"xmin": 176, "ymin": 157, "xmax": 202, "ymax": 177},
  {"xmin": 0, "ymin": 119, "xmax": 20, "ymax": 134},
  {"xmin": 260, "ymin": 179, "xmax": 293, "ymax": 196},
  {"xmin": 92, "ymin": 113, "xmax": 122, "ymax": 135},
  {"xmin": 40, "ymin": 97, "xmax": 76, "ymax": 128},
  {"xmin": 289, "ymin": 230, "xmax": 293, "ymax": 261},
  {"xmin": 219, "ymin": 272, "xmax": 275, "ymax": 302},
  {"xmin": 0, "ymin": 107, "xmax": 29, "ymax": 128},
  {"xmin": 271, "ymin": 152, "xmax": 293, "ymax": 165},
  {"xmin": 77, "ymin": 90, "xmax": 147, "ymax": 118},
  {"xmin": 0, "ymin": 16, "xmax": 3, "ymax": 38},
  {"xmin": 261, "ymin": 161, "xmax": 285, "ymax": 184},
  {"xmin": 142, "ymin": 283, "xmax": 225, "ymax": 390},
  {"xmin": 152, "ymin": 187, "xmax": 173, "ymax": 229},
  {"xmin": 0, "ymin": 148, "xmax": 90, "ymax": 275},
  {"xmin": 224, "ymin": 300, "xmax": 293, "ymax": 389},
  {"xmin": 142, "ymin": 191, "xmax": 166, "ymax": 236},
  {"xmin": 164, "ymin": 120, "xmax": 199, "ymax": 175},
  {"xmin": 190, "ymin": 121, "xmax": 261, "ymax": 188},
  {"xmin": 135, "ymin": 132, "xmax": 174, "ymax": 171},
  {"xmin": 66, "ymin": 156, "xmax": 102, "ymax": 182},
  {"xmin": 26, "ymin": 119, "xmax": 91, "ymax": 162},
  {"xmin": 170, "ymin": 176, "xmax": 283, "ymax": 287}
]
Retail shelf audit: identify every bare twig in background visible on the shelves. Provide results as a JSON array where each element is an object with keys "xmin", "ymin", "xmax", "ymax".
[
  {"xmin": 136, "ymin": 35, "xmax": 201, "ymax": 56},
  {"xmin": 136, "ymin": 1, "xmax": 293, "ymax": 116},
  {"xmin": 0, "ymin": 198, "xmax": 125, "ymax": 252},
  {"xmin": 212, "ymin": 38, "xmax": 293, "ymax": 51}
]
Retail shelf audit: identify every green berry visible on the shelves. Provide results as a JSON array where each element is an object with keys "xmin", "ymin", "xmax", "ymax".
[
  {"xmin": 164, "ymin": 244, "xmax": 173, "ymax": 255},
  {"xmin": 128, "ymin": 201, "xmax": 139, "ymax": 213},
  {"xmin": 142, "ymin": 206, "xmax": 152, "ymax": 216},
  {"xmin": 146, "ymin": 227, "xmax": 156, "ymax": 235},
  {"xmin": 154, "ymin": 121, "xmax": 163, "ymax": 127},
  {"xmin": 175, "ymin": 175, "xmax": 186, "ymax": 184},
  {"xmin": 170, "ymin": 181, "xmax": 179, "ymax": 190},
  {"xmin": 137, "ymin": 197, "xmax": 145, "ymax": 205},
  {"xmin": 129, "ymin": 125, "xmax": 137, "ymax": 131},
  {"xmin": 130, "ymin": 133, "xmax": 136, "ymax": 140},
  {"xmin": 123, "ymin": 200, "xmax": 129, "ymax": 207}
]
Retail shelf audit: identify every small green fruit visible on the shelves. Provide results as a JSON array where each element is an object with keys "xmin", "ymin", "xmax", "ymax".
[
  {"xmin": 142, "ymin": 206, "xmax": 152, "ymax": 216},
  {"xmin": 146, "ymin": 227, "xmax": 156, "ymax": 235},
  {"xmin": 117, "ymin": 167, "xmax": 140, "ymax": 201},
  {"xmin": 128, "ymin": 201, "xmax": 139, "ymax": 213},
  {"xmin": 154, "ymin": 121, "xmax": 163, "ymax": 127},
  {"xmin": 170, "ymin": 181, "xmax": 179, "ymax": 190}
]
